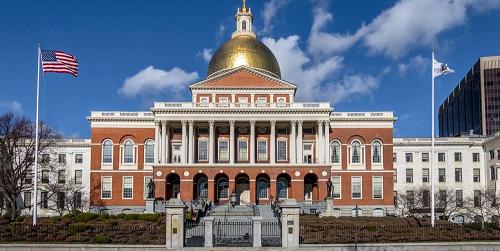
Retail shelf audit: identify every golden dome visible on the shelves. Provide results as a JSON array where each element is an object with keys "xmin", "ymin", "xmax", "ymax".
[{"xmin": 207, "ymin": 35, "xmax": 281, "ymax": 78}]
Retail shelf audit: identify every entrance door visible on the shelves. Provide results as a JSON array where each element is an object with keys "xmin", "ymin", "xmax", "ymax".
[
  {"xmin": 235, "ymin": 176, "xmax": 250, "ymax": 205},
  {"xmin": 303, "ymin": 143, "xmax": 314, "ymax": 164}
]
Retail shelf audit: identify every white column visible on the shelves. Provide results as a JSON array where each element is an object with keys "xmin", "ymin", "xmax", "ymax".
[
  {"xmin": 165, "ymin": 123, "xmax": 170, "ymax": 164},
  {"xmin": 290, "ymin": 121, "xmax": 296, "ymax": 164},
  {"xmin": 188, "ymin": 120, "xmax": 194, "ymax": 164},
  {"xmin": 297, "ymin": 121, "xmax": 303, "ymax": 164},
  {"xmin": 324, "ymin": 120, "xmax": 330, "ymax": 164},
  {"xmin": 154, "ymin": 121, "xmax": 160, "ymax": 164},
  {"xmin": 270, "ymin": 120, "xmax": 276, "ymax": 164},
  {"xmin": 181, "ymin": 120, "xmax": 187, "ymax": 164},
  {"xmin": 250, "ymin": 120, "xmax": 256, "ymax": 164},
  {"xmin": 317, "ymin": 121, "xmax": 323, "ymax": 163},
  {"xmin": 229, "ymin": 120, "xmax": 235, "ymax": 164},
  {"xmin": 209, "ymin": 120, "xmax": 215, "ymax": 164},
  {"xmin": 161, "ymin": 121, "xmax": 167, "ymax": 163}
]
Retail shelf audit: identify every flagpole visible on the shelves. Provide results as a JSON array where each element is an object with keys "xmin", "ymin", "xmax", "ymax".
[
  {"xmin": 431, "ymin": 48, "xmax": 436, "ymax": 227},
  {"xmin": 33, "ymin": 45, "xmax": 41, "ymax": 226}
]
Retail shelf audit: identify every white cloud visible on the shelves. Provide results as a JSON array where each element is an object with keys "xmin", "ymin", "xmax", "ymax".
[
  {"xmin": 0, "ymin": 101, "xmax": 22, "ymax": 114},
  {"xmin": 200, "ymin": 48, "xmax": 213, "ymax": 63},
  {"xmin": 325, "ymin": 74, "xmax": 380, "ymax": 104},
  {"xmin": 118, "ymin": 66, "xmax": 199, "ymax": 98},
  {"xmin": 308, "ymin": 0, "xmax": 500, "ymax": 59},
  {"xmin": 398, "ymin": 55, "xmax": 427, "ymax": 76},
  {"xmin": 261, "ymin": 0, "xmax": 289, "ymax": 34}
]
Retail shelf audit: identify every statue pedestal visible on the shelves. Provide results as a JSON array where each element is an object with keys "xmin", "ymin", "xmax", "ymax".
[
  {"xmin": 145, "ymin": 198, "xmax": 155, "ymax": 213},
  {"xmin": 320, "ymin": 197, "xmax": 337, "ymax": 218}
]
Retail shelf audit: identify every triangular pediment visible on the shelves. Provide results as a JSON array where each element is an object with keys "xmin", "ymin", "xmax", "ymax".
[{"xmin": 189, "ymin": 66, "xmax": 297, "ymax": 90}]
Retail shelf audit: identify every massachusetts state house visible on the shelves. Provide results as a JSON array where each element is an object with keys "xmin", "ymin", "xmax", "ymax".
[{"xmin": 88, "ymin": 2, "xmax": 396, "ymax": 216}]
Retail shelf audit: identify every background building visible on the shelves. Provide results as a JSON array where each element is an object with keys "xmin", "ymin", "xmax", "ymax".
[{"xmin": 439, "ymin": 56, "xmax": 500, "ymax": 137}]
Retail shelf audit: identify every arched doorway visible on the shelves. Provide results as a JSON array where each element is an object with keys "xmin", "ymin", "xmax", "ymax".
[
  {"xmin": 304, "ymin": 173, "xmax": 318, "ymax": 201},
  {"xmin": 165, "ymin": 173, "xmax": 180, "ymax": 200},
  {"xmin": 235, "ymin": 173, "xmax": 250, "ymax": 205},
  {"xmin": 214, "ymin": 173, "xmax": 229, "ymax": 204},
  {"xmin": 255, "ymin": 173, "xmax": 270, "ymax": 204},
  {"xmin": 276, "ymin": 173, "xmax": 291, "ymax": 200},
  {"xmin": 193, "ymin": 173, "xmax": 208, "ymax": 201}
]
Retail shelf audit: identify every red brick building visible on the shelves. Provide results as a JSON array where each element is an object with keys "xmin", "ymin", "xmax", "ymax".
[{"xmin": 88, "ymin": 2, "xmax": 396, "ymax": 216}]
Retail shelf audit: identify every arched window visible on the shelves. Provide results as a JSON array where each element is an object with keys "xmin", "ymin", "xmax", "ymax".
[
  {"xmin": 351, "ymin": 141, "xmax": 361, "ymax": 163},
  {"xmin": 123, "ymin": 140, "xmax": 135, "ymax": 164},
  {"xmin": 242, "ymin": 20, "xmax": 247, "ymax": 30},
  {"xmin": 198, "ymin": 177, "xmax": 208, "ymax": 199},
  {"xmin": 102, "ymin": 140, "xmax": 113, "ymax": 164},
  {"xmin": 144, "ymin": 140, "xmax": 155, "ymax": 164},
  {"xmin": 217, "ymin": 178, "xmax": 229, "ymax": 199},
  {"xmin": 330, "ymin": 141, "xmax": 340, "ymax": 163},
  {"xmin": 277, "ymin": 178, "xmax": 288, "ymax": 199},
  {"xmin": 372, "ymin": 140, "xmax": 382, "ymax": 163},
  {"xmin": 257, "ymin": 178, "xmax": 268, "ymax": 199}
]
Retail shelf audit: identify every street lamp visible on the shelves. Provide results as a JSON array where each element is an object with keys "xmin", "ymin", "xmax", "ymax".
[{"xmin": 230, "ymin": 192, "xmax": 237, "ymax": 209}]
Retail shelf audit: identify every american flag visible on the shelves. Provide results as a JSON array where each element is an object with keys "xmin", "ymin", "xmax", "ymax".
[{"xmin": 41, "ymin": 50, "xmax": 78, "ymax": 77}]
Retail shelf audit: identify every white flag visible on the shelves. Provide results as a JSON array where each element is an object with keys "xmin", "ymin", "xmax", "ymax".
[{"xmin": 433, "ymin": 58, "xmax": 455, "ymax": 78}]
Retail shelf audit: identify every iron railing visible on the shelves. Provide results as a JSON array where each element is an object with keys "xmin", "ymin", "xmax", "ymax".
[
  {"xmin": 262, "ymin": 220, "xmax": 281, "ymax": 247},
  {"xmin": 184, "ymin": 220, "xmax": 205, "ymax": 247},
  {"xmin": 213, "ymin": 220, "xmax": 253, "ymax": 247}
]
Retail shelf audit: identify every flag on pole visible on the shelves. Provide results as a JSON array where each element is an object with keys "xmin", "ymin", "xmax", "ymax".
[
  {"xmin": 41, "ymin": 50, "xmax": 78, "ymax": 77},
  {"xmin": 432, "ymin": 58, "xmax": 454, "ymax": 78}
]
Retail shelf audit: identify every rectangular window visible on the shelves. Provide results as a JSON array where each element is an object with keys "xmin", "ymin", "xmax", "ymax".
[
  {"xmin": 407, "ymin": 190, "xmax": 415, "ymax": 208},
  {"xmin": 491, "ymin": 166, "xmax": 497, "ymax": 181},
  {"xmin": 58, "ymin": 170, "xmax": 65, "ymax": 184},
  {"xmin": 473, "ymin": 169, "xmax": 481, "ymax": 182},
  {"xmin": 473, "ymin": 153, "xmax": 480, "ymax": 162},
  {"xmin": 456, "ymin": 190, "xmax": 463, "ymax": 207},
  {"xmin": 198, "ymin": 139, "xmax": 208, "ymax": 161},
  {"xmin": 257, "ymin": 139, "xmax": 267, "ymax": 161},
  {"xmin": 438, "ymin": 190, "xmax": 447, "ymax": 208},
  {"xmin": 257, "ymin": 97, "xmax": 267, "ymax": 107},
  {"xmin": 490, "ymin": 150, "xmax": 495, "ymax": 160},
  {"xmin": 144, "ymin": 176, "xmax": 153, "ymax": 199},
  {"xmin": 238, "ymin": 140, "xmax": 248, "ymax": 161},
  {"xmin": 455, "ymin": 168, "xmax": 463, "ymax": 182},
  {"xmin": 219, "ymin": 97, "xmax": 229, "ymax": 107},
  {"xmin": 144, "ymin": 143, "xmax": 154, "ymax": 164},
  {"xmin": 74, "ymin": 192, "xmax": 82, "ymax": 209},
  {"xmin": 422, "ymin": 168, "xmax": 429, "ymax": 183},
  {"xmin": 277, "ymin": 139, "xmax": 287, "ymax": 161},
  {"xmin": 393, "ymin": 153, "xmax": 397, "ymax": 162},
  {"xmin": 372, "ymin": 176, "xmax": 383, "ymax": 199},
  {"xmin": 101, "ymin": 177, "xmax": 112, "ymax": 199},
  {"xmin": 218, "ymin": 139, "xmax": 229, "ymax": 161},
  {"xmin": 332, "ymin": 176, "xmax": 341, "ymax": 199},
  {"xmin": 58, "ymin": 154, "xmax": 66, "ymax": 164},
  {"xmin": 277, "ymin": 97, "xmax": 287, "ymax": 107},
  {"xmin": 438, "ymin": 168, "xmax": 446, "ymax": 182},
  {"xmin": 75, "ymin": 170, "xmax": 82, "ymax": 184},
  {"xmin": 406, "ymin": 168, "xmax": 413, "ymax": 183},
  {"xmin": 197, "ymin": 128, "xmax": 209, "ymax": 134},
  {"xmin": 123, "ymin": 177, "xmax": 133, "ymax": 199},
  {"xmin": 474, "ymin": 190, "xmax": 481, "ymax": 207},
  {"xmin": 422, "ymin": 190, "xmax": 430, "ymax": 208},
  {"xmin": 454, "ymin": 152, "xmax": 462, "ymax": 162},
  {"xmin": 42, "ymin": 154, "xmax": 50, "ymax": 163},
  {"xmin": 24, "ymin": 192, "xmax": 31, "ymax": 207},
  {"xmin": 405, "ymin": 153, "xmax": 413, "ymax": 162},
  {"xmin": 75, "ymin": 154, "xmax": 83, "ymax": 164},
  {"xmin": 41, "ymin": 191, "xmax": 48, "ymax": 209},
  {"xmin": 57, "ymin": 192, "xmax": 65, "ymax": 210},
  {"xmin": 41, "ymin": 170, "xmax": 49, "ymax": 184},
  {"xmin": 422, "ymin": 153, "xmax": 429, "ymax": 162},
  {"xmin": 438, "ymin": 153, "xmax": 446, "ymax": 162},
  {"xmin": 393, "ymin": 169, "xmax": 397, "ymax": 183},
  {"xmin": 238, "ymin": 97, "xmax": 248, "ymax": 107},
  {"xmin": 351, "ymin": 176, "xmax": 362, "ymax": 199}
]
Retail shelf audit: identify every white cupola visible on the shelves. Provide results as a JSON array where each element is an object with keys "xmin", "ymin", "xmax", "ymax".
[{"xmin": 232, "ymin": 0, "xmax": 256, "ymax": 39}]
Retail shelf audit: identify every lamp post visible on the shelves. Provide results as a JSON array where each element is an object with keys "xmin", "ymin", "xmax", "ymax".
[{"xmin": 230, "ymin": 192, "xmax": 237, "ymax": 209}]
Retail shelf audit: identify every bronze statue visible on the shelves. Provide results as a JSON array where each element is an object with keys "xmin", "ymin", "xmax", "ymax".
[
  {"xmin": 147, "ymin": 179, "xmax": 155, "ymax": 199},
  {"xmin": 327, "ymin": 179, "xmax": 334, "ymax": 198}
]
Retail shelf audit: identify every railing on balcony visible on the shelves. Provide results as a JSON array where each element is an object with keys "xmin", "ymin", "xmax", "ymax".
[{"xmin": 153, "ymin": 102, "xmax": 330, "ymax": 109}]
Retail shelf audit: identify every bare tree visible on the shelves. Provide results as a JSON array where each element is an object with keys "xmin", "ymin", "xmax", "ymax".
[
  {"xmin": 463, "ymin": 187, "xmax": 500, "ymax": 228},
  {"xmin": 0, "ymin": 112, "xmax": 59, "ymax": 219},
  {"xmin": 44, "ymin": 177, "xmax": 89, "ymax": 216},
  {"xmin": 397, "ymin": 186, "xmax": 462, "ymax": 221}
]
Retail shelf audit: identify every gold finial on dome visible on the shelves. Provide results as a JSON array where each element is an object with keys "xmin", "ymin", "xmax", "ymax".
[{"xmin": 241, "ymin": 0, "xmax": 247, "ymax": 12}]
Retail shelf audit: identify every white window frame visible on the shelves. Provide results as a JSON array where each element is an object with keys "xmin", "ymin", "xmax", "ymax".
[
  {"xmin": 238, "ymin": 138, "xmax": 249, "ymax": 161},
  {"xmin": 219, "ymin": 97, "xmax": 229, "ymax": 107},
  {"xmin": 122, "ymin": 176, "xmax": 133, "ymax": 199},
  {"xmin": 257, "ymin": 138, "xmax": 268, "ymax": 161},
  {"xmin": 372, "ymin": 176, "xmax": 383, "ymax": 199},
  {"xmin": 144, "ymin": 139, "xmax": 155, "ymax": 165},
  {"xmin": 144, "ymin": 176, "xmax": 153, "ymax": 199},
  {"xmin": 197, "ymin": 138, "xmax": 209, "ymax": 161},
  {"xmin": 351, "ymin": 176, "xmax": 362, "ymax": 199},
  {"xmin": 171, "ymin": 142, "xmax": 182, "ymax": 163},
  {"xmin": 257, "ymin": 97, "xmax": 267, "ymax": 107},
  {"xmin": 276, "ymin": 138, "xmax": 288, "ymax": 161},
  {"xmin": 331, "ymin": 176, "xmax": 341, "ymax": 199},
  {"xmin": 218, "ymin": 138, "xmax": 229, "ymax": 161},
  {"xmin": 257, "ymin": 178, "xmax": 268, "ymax": 199},
  {"xmin": 277, "ymin": 97, "xmax": 286, "ymax": 107},
  {"xmin": 120, "ymin": 140, "xmax": 137, "ymax": 167},
  {"xmin": 371, "ymin": 140, "xmax": 383, "ymax": 166},
  {"xmin": 277, "ymin": 177, "xmax": 288, "ymax": 199},
  {"xmin": 330, "ymin": 140, "xmax": 341, "ymax": 164},
  {"xmin": 102, "ymin": 139, "xmax": 114, "ymax": 166},
  {"xmin": 75, "ymin": 170, "xmax": 83, "ymax": 184},
  {"xmin": 101, "ymin": 176, "xmax": 112, "ymax": 199},
  {"xmin": 348, "ymin": 140, "xmax": 365, "ymax": 168},
  {"xmin": 238, "ymin": 97, "xmax": 249, "ymax": 107},
  {"xmin": 200, "ymin": 96, "xmax": 209, "ymax": 107}
]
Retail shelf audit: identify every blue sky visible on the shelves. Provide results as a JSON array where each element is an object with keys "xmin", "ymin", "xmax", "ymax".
[{"xmin": 1, "ymin": 0, "xmax": 499, "ymax": 138}]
